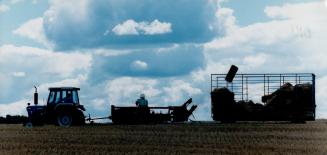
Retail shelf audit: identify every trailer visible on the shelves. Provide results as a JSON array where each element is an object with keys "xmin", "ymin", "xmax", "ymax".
[
  {"xmin": 211, "ymin": 66, "xmax": 316, "ymax": 123},
  {"xmin": 109, "ymin": 98, "xmax": 197, "ymax": 124}
]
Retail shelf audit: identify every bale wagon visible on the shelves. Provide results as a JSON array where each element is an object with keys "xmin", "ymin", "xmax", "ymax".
[{"xmin": 211, "ymin": 65, "xmax": 316, "ymax": 123}]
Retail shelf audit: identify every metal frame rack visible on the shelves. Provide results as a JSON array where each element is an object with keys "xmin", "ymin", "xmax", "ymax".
[{"xmin": 211, "ymin": 73, "xmax": 315, "ymax": 102}]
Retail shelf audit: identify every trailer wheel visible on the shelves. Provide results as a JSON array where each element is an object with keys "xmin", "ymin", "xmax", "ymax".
[{"xmin": 57, "ymin": 112, "xmax": 73, "ymax": 127}]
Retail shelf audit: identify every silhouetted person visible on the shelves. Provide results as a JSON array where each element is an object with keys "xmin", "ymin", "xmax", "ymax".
[{"xmin": 136, "ymin": 94, "xmax": 148, "ymax": 108}]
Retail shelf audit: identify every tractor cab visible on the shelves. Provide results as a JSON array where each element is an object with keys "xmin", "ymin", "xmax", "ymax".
[
  {"xmin": 47, "ymin": 87, "xmax": 81, "ymax": 108},
  {"xmin": 26, "ymin": 87, "xmax": 86, "ymax": 127}
]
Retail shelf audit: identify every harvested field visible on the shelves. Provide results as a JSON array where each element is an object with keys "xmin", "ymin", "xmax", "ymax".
[{"xmin": 1, "ymin": 121, "xmax": 327, "ymax": 154}]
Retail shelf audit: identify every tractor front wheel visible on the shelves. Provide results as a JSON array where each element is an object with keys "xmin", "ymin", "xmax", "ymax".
[
  {"xmin": 25, "ymin": 122, "xmax": 33, "ymax": 128},
  {"xmin": 57, "ymin": 112, "xmax": 73, "ymax": 127}
]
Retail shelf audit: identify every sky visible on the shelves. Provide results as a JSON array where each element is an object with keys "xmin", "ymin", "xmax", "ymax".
[{"xmin": 0, "ymin": 0, "xmax": 327, "ymax": 121}]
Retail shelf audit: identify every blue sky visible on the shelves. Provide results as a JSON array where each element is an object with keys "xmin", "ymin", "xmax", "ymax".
[{"xmin": 1, "ymin": 0, "xmax": 327, "ymax": 120}]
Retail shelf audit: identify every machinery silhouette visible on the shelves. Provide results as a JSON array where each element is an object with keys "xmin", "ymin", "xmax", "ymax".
[
  {"xmin": 25, "ymin": 88, "xmax": 197, "ymax": 126},
  {"xmin": 211, "ymin": 65, "xmax": 316, "ymax": 123},
  {"xmin": 24, "ymin": 65, "xmax": 316, "ymax": 126},
  {"xmin": 25, "ymin": 87, "xmax": 85, "ymax": 127}
]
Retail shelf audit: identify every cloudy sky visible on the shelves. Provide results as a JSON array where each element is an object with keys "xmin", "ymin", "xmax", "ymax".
[{"xmin": 0, "ymin": 0, "xmax": 327, "ymax": 120}]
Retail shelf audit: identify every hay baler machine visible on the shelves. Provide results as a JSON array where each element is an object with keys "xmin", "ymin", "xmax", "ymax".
[
  {"xmin": 109, "ymin": 98, "xmax": 197, "ymax": 124},
  {"xmin": 211, "ymin": 65, "xmax": 316, "ymax": 123}
]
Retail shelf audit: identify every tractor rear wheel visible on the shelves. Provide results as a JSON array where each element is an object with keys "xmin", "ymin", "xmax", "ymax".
[
  {"xmin": 73, "ymin": 110, "xmax": 85, "ymax": 126},
  {"xmin": 57, "ymin": 112, "xmax": 73, "ymax": 127}
]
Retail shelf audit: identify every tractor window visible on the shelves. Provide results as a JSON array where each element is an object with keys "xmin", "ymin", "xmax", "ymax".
[
  {"xmin": 72, "ymin": 91, "xmax": 79, "ymax": 104},
  {"xmin": 55, "ymin": 91, "xmax": 61, "ymax": 104},
  {"xmin": 62, "ymin": 90, "xmax": 73, "ymax": 103},
  {"xmin": 62, "ymin": 91, "xmax": 67, "ymax": 101},
  {"xmin": 48, "ymin": 91, "xmax": 55, "ymax": 104}
]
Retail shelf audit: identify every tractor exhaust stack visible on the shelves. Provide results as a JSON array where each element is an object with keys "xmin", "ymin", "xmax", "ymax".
[{"xmin": 34, "ymin": 86, "xmax": 38, "ymax": 105}]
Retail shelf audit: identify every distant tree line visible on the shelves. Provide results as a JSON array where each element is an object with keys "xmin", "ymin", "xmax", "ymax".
[{"xmin": 0, "ymin": 115, "xmax": 28, "ymax": 124}]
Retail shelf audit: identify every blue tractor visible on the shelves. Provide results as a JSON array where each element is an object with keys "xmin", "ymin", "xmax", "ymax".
[{"xmin": 25, "ymin": 87, "xmax": 86, "ymax": 127}]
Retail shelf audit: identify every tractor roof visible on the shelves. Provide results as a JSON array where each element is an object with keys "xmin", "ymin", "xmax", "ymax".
[{"xmin": 48, "ymin": 87, "xmax": 80, "ymax": 91}]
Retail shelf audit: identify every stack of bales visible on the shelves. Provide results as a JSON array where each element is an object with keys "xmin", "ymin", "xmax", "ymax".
[
  {"xmin": 236, "ymin": 100, "xmax": 263, "ymax": 113},
  {"xmin": 262, "ymin": 83, "xmax": 313, "ymax": 111},
  {"xmin": 211, "ymin": 82, "xmax": 314, "ymax": 121},
  {"xmin": 262, "ymin": 83, "xmax": 295, "ymax": 108},
  {"xmin": 211, "ymin": 87, "xmax": 235, "ymax": 121}
]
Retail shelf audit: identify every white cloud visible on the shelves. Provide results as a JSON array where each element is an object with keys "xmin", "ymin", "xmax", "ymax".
[
  {"xmin": 0, "ymin": 99, "xmax": 28, "ymax": 116},
  {"xmin": 205, "ymin": 20, "xmax": 296, "ymax": 50},
  {"xmin": 93, "ymin": 48, "xmax": 132, "ymax": 57},
  {"xmin": 243, "ymin": 53, "xmax": 268, "ymax": 67},
  {"xmin": 215, "ymin": 7, "xmax": 238, "ymax": 34},
  {"xmin": 44, "ymin": 0, "xmax": 89, "ymax": 24},
  {"xmin": 36, "ymin": 75, "xmax": 87, "ymax": 95},
  {"xmin": 106, "ymin": 77, "xmax": 161, "ymax": 106},
  {"xmin": 112, "ymin": 19, "xmax": 172, "ymax": 36},
  {"xmin": 316, "ymin": 76, "xmax": 327, "ymax": 118},
  {"xmin": 13, "ymin": 17, "xmax": 52, "ymax": 48},
  {"xmin": 163, "ymin": 80, "xmax": 202, "ymax": 103},
  {"xmin": 130, "ymin": 60, "xmax": 148, "ymax": 71},
  {"xmin": 191, "ymin": 62, "xmax": 230, "ymax": 82},
  {"xmin": 112, "ymin": 19, "xmax": 139, "ymax": 35},
  {"xmin": 0, "ymin": 4, "xmax": 10, "ymax": 12},
  {"xmin": 142, "ymin": 19, "xmax": 172, "ymax": 35},
  {"xmin": 12, "ymin": 72, "xmax": 26, "ymax": 77},
  {"xmin": 91, "ymin": 99, "xmax": 106, "ymax": 111},
  {"xmin": 264, "ymin": 2, "xmax": 327, "ymax": 20},
  {"xmin": 205, "ymin": 1, "xmax": 327, "ymax": 70},
  {"xmin": 0, "ymin": 44, "xmax": 92, "ymax": 77}
]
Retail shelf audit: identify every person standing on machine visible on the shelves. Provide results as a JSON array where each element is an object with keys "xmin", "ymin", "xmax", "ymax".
[{"xmin": 136, "ymin": 94, "xmax": 148, "ymax": 108}]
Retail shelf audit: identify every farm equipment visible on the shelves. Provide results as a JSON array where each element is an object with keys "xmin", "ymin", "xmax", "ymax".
[
  {"xmin": 211, "ymin": 65, "xmax": 316, "ymax": 123},
  {"xmin": 25, "ymin": 87, "xmax": 86, "ymax": 127},
  {"xmin": 109, "ymin": 98, "xmax": 197, "ymax": 124}
]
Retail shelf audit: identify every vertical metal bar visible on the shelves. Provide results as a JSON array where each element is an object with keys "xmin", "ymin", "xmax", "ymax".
[
  {"xmin": 242, "ymin": 74, "xmax": 244, "ymax": 100},
  {"xmin": 280, "ymin": 74, "xmax": 282, "ymax": 87},
  {"xmin": 246, "ymin": 77, "xmax": 248, "ymax": 101},
  {"xmin": 312, "ymin": 74, "xmax": 316, "ymax": 119},
  {"xmin": 267, "ymin": 76, "xmax": 270, "ymax": 94},
  {"xmin": 264, "ymin": 74, "xmax": 266, "ymax": 96},
  {"xmin": 211, "ymin": 75, "xmax": 212, "ymax": 92}
]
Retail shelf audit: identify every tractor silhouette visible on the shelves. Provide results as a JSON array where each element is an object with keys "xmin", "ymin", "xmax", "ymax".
[{"xmin": 25, "ymin": 87, "xmax": 85, "ymax": 127}]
